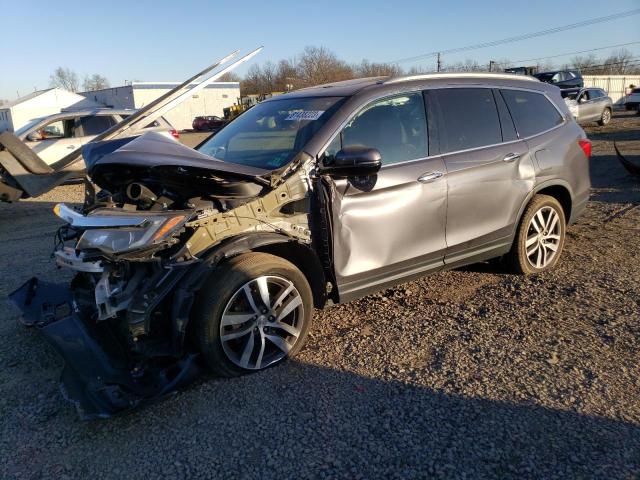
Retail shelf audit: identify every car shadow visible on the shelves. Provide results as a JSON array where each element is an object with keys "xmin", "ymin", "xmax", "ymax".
[{"xmin": 13, "ymin": 360, "xmax": 632, "ymax": 479}]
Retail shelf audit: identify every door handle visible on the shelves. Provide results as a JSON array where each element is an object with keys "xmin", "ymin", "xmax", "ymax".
[
  {"xmin": 503, "ymin": 152, "xmax": 521, "ymax": 163},
  {"xmin": 67, "ymin": 145, "xmax": 76, "ymax": 149},
  {"xmin": 418, "ymin": 171, "xmax": 444, "ymax": 183}
]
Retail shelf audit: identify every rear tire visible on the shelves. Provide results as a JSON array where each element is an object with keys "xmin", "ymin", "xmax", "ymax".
[
  {"xmin": 194, "ymin": 252, "xmax": 313, "ymax": 377},
  {"xmin": 507, "ymin": 195, "xmax": 566, "ymax": 275},
  {"xmin": 598, "ymin": 107, "xmax": 612, "ymax": 126}
]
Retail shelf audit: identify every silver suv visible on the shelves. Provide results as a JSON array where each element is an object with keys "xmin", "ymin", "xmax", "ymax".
[
  {"xmin": 12, "ymin": 73, "xmax": 591, "ymax": 418},
  {"xmin": 14, "ymin": 109, "xmax": 177, "ymax": 172},
  {"xmin": 563, "ymin": 87, "xmax": 613, "ymax": 125}
]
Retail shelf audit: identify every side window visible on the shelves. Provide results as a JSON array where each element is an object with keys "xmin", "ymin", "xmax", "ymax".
[
  {"xmin": 40, "ymin": 120, "xmax": 65, "ymax": 139},
  {"xmin": 30, "ymin": 119, "xmax": 74, "ymax": 140},
  {"xmin": 435, "ymin": 88, "xmax": 502, "ymax": 153},
  {"xmin": 501, "ymin": 89, "xmax": 563, "ymax": 138},
  {"xmin": 79, "ymin": 115, "xmax": 116, "ymax": 136},
  {"xmin": 326, "ymin": 93, "xmax": 428, "ymax": 166}
]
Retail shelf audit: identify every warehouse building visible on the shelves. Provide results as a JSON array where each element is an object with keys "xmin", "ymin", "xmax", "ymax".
[
  {"xmin": 81, "ymin": 82, "xmax": 240, "ymax": 130},
  {"xmin": 0, "ymin": 88, "xmax": 100, "ymax": 132}
]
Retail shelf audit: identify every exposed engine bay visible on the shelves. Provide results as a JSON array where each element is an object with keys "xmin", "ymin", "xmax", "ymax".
[
  {"xmin": 8, "ymin": 49, "xmax": 329, "ymax": 419},
  {"xmin": 12, "ymin": 133, "xmax": 317, "ymax": 418}
]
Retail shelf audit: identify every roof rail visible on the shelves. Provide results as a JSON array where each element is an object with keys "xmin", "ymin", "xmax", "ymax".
[{"xmin": 384, "ymin": 72, "xmax": 539, "ymax": 84}]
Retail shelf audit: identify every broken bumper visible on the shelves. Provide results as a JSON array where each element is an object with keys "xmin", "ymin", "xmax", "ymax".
[{"xmin": 9, "ymin": 278, "xmax": 199, "ymax": 420}]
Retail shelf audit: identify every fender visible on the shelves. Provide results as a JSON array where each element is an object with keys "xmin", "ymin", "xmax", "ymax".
[
  {"xmin": 509, "ymin": 179, "xmax": 575, "ymax": 243},
  {"xmin": 169, "ymin": 232, "xmax": 314, "ymax": 355}
]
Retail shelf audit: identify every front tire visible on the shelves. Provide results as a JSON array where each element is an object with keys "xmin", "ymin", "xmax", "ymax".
[
  {"xmin": 507, "ymin": 194, "xmax": 566, "ymax": 275},
  {"xmin": 598, "ymin": 107, "xmax": 612, "ymax": 126},
  {"xmin": 194, "ymin": 252, "xmax": 313, "ymax": 377}
]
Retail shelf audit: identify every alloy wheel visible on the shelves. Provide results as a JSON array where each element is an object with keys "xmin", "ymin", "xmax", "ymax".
[
  {"xmin": 525, "ymin": 206, "xmax": 562, "ymax": 269},
  {"xmin": 219, "ymin": 275, "xmax": 304, "ymax": 370},
  {"xmin": 602, "ymin": 109, "xmax": 611, "ymax": 124}
]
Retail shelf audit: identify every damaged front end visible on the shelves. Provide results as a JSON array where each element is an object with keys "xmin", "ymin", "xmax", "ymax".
[{"xmin": 10, "ymin": 133, "xmax": 316, "ymax": 419}]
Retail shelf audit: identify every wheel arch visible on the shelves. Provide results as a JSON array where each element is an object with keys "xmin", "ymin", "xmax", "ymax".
[
  {"xmin": 515, "ymin": 180, "xmax": 574, "ymax": 233},
  {"xmin": 169, "ymin": 233, "xmax": 326, "ymax": 355}
]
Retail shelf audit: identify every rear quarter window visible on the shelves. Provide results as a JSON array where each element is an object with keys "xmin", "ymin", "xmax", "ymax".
[{"xmin": 500, "ymin": 90, "xmax": 563, "ymax": 138}]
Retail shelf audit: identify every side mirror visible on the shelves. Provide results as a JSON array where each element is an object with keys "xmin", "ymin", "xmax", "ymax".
[
  {"xmin": 26, "ymin": 132, "xmax": 41, "ymax": 142},
  {"xmin": 320, "ymin": 146, "xmax": 382, "ymax": 177}
]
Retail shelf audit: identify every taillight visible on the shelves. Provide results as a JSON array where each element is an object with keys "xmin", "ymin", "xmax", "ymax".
[
  {"xmin": 578, "ymin": 139, "xmax": 591, "ymax": 158},
  {"xmin": 170, "ymin": 129, "xmax": 180, "ymax": 139}
]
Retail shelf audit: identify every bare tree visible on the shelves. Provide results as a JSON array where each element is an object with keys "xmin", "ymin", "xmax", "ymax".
[
  {"xmin": 82, "ymin": 74, "xmax": 110, "ymax": 92},
  {"xmin": 602, "ymin": 48, "xmax": 636, "ymax": 74},
  {"xmin": 275, "ymin": 59, "xmax": 298, "ymax": 91},
  {"xmin": 444, "ymin": 59, "xmax": 486, "ymax": 72},
  {"xmin": 218, "ymin": 72, "xmax": 241, "ymax": 82},
  {"xmin": 296, "ymin": 46, "xmax": 353, "ymax": 87},
  {"xmin": 352, "ymin": 60, "xmax": 403, "ymax": 78},
  {"xmin": 49, "ymin": 67, "xmax": 80, "ymax": 92},
  {"xmin": 570, "ymin": 53, "xmax": 598, "ymax": 73}
]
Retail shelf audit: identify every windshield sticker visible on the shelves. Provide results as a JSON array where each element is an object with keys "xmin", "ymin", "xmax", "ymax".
[{"xmin": 285, "ymin": 110, "xmax": 325, "ymax": 121}]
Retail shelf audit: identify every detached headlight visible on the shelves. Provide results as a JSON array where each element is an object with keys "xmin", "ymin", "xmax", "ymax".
[{"xmin": 76, "ymin": 215, "xmax": 186, "ymax": 254}]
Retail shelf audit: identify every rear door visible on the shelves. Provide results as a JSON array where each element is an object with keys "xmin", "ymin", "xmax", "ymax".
[
  {"xmin": 322, "ymin": 92, "xmax": 447, "ymax": 301},
  {"xmin": 77, "ymin": 114, "xmax": 118, "ymax": 145},
  {"xmin": 431, "ymin": 87, "xmax": 535, "ymax": 266}
]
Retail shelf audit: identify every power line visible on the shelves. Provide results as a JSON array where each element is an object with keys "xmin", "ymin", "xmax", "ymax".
[
  {"xmin": 389, "ymin": 8, "xmax": 640, "ymax": 64},
  {"xmin": 493, "ymin": 41, "xmax": 640, "ymax": 67}
]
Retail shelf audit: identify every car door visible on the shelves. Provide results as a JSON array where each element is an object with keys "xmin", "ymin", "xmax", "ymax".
[
  {"xmin": 24, "ymin": 117, "xmax": 79, "ymax": 166},
  {"xmin": 430, "ymin": 87, "xmax": 535, "ymax": 266},
  {"xmin": 77, "ymin": 114, "xmax": 118, "ymax": 146},
  {"xmin": 321, "ymin": 92, "xmax": 447, "ymax": 301},
  {"xmin": 577, "ymin": 90, "xmax": 600, "ymax": 121}
]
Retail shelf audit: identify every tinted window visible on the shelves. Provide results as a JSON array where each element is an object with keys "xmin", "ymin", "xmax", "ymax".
[
  {"xmin": 501, "ymin": 90, "xmax": 563, "ymax": 137},
  {"xmin": 435, "ymin": 88, "xmax": 501, "ymax": 153},
  {"xmin": 80, "ymin": 115, "xmax": 116, "ymax": 136},
  {"xmin": 326, "ymin": 93, "xmax": 428, "ymax": 166}
]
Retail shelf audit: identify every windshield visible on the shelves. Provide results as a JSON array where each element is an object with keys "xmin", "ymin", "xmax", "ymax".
[{"xmin": 198, "ymin": 96, "xmax": 345, "ymax": 170}]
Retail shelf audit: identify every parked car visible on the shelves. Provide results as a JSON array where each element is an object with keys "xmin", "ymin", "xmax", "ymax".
[
  {"xmin": 563, "ymin": 88, "xmax": 613, "ymax": 125},
  {"xmin": 534, "ymin": 70, "xmax": 583, "ymax": 90},
  {"xmin": 625, "ymin": 87, "xmax": 640, "ymax": 110},
  {"xmin": 12, "ymin": 73, "xmax": 591, "ymax": 418},
  {"xmin": 192, "ymin": 115, "xmax": 226, "ymax": 131},
  {"xmin": 14, "ymin": 109, "xmax": 179, "ymax": 172}
]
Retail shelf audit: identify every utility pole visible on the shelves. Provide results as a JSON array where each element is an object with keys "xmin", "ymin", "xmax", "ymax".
[{"xmin": 436, "ymin": 52, "xmax": 442, "ymax": 72}]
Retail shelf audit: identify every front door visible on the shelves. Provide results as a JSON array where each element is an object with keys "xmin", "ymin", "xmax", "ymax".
[
  {"xmin": 577, "ymin": 90, "xmax": 601, "ymax": 121},
  {"xmin": 25, "ymin": 118, "xmax": 79, "ymax": 166},
  {"xmin": 321, "ymin": 92, "xmax": 447, "ymax": 301}
]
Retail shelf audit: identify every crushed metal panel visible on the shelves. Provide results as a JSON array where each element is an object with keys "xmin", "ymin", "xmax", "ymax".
[{"xmin": 186, "ymin": 163, "xmax": 312, "ymax": 256}]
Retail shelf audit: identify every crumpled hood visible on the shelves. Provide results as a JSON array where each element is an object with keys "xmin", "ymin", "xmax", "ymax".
[
  {"xmin": 86, "ymin": 131, "xmax": 269, "ymax": 179},
  {"xmin": 84, "ymin": 132, "xmax": 271, "ymax": 198}
]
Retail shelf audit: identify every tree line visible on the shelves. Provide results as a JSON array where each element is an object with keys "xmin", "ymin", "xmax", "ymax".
[
  {"xmin": 49, "ymin": 67, "xmax": 110, "ymax": 92},
  {"xmin": 47, "ymin": 46, "xmax": 640, "ymax": 96},
  {"xmin": 236, "ymin": 46, "xmax": 640, "ymax": 94}
]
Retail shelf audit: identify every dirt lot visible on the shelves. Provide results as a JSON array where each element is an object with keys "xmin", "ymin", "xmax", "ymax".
[{"xmin": 0, "ymin": 112, "xmax": 638, "ymax": 479}]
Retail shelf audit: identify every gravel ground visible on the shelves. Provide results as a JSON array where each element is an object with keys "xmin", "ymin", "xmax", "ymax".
[{"xmin": 0, "ymin": 113, "xmax": 639, "ymax": 479}]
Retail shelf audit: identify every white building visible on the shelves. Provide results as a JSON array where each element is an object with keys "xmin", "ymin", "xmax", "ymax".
[
  {"xmin": 0, "ymin": 88, "xmax": 100, "ymax": 132},
  {"xmin": 81, "ymin": 82, "xmax": 241, "ymax": 130},
  {"xmin": 582, "ymin": 75, "xmax": 640, "ymax": 106}
]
